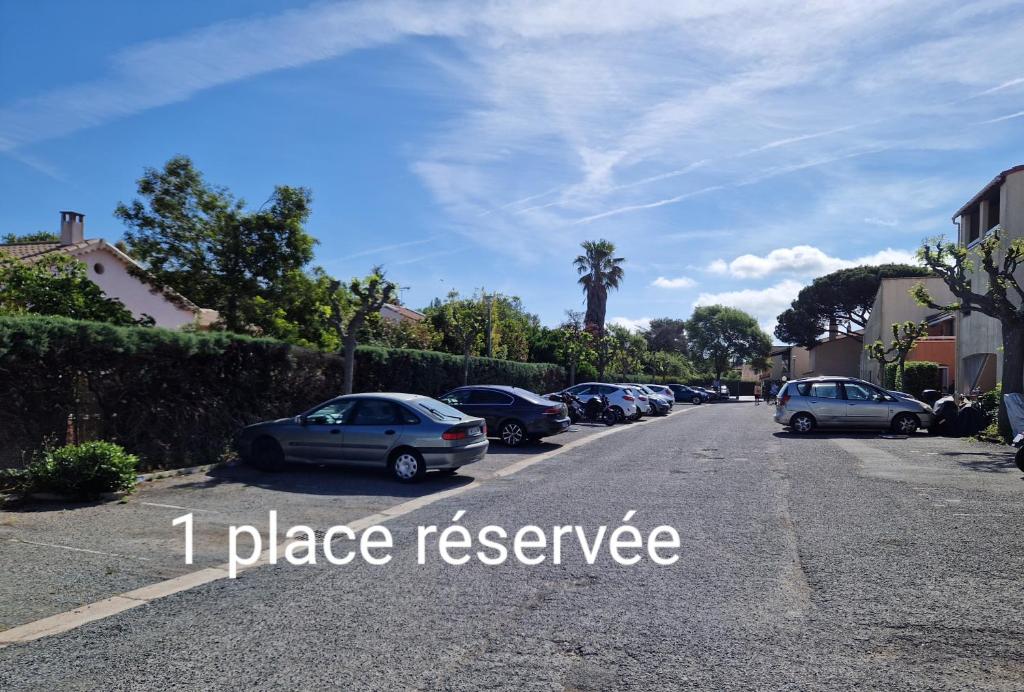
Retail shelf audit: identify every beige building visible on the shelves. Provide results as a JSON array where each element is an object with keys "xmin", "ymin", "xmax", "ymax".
[
  {"xmin": 953, "ymin": 165, "xmax": 1024, "ymax": 393},
  {"xmin": 1, "ymin": 211, "xmax": 217, "ymax": 329},
  {"xmin": 859, "ymin": 277, "xmax": 956, "ymax": 387}
]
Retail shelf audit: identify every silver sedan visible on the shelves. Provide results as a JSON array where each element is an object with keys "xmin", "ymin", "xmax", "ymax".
[{"xmin": 237, "ymin": 393, "xmax": 488, "ymax": 482}]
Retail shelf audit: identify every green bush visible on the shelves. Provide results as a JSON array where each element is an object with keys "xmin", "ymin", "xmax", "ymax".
[
  {"xmin": 0, "ymin": 314, "xmax": 565, "ymax": 470},
  {"xmin": 24, "ymin": 441, "xmax": 138, "ymax": 499},
  {"xmin": 978, "ymin": 383, "xmax": 1002, "ymax": 421},
  {"xmin": 901, "ymin": 361, "xmax": 940, "ymax": 399}
]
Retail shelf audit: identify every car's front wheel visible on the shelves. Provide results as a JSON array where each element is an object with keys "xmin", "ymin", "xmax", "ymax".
[
  {"xmin": 891, "ymin": 413, "xmax": 919, "ymax": 435},
  {"xmin": 390, "ymin": 449, "xmax": 426, "ymax": 483},
  {"xmin": 500, "ymin": 420, "xmax": 526, "ymax": 447},
  {"xmin": 790, "ymin": 412, "xmax": 815, "ymax": 434}
]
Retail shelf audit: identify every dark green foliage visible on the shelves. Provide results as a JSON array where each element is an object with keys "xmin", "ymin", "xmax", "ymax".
[
  {"xmin": 775, "ymin": 264, "xmax": 932, "ymax": 347},
  {"xmin": 351, "ymin": 346, "xmax": 565, "ymax": 396},
  {"xmin": 901, "ymin": 361, "xmax": 940, "ymax": 399},
  {"xmin": 2, "ymin": 231, "xmax": 60, "ymax": 244},
  {"xmin": 24, "ymin": 441, "xmax": 138, "ymax": 499},
  {"xmin": 0, "ymin": 315, "xmax": 564, "ymax": 470}
]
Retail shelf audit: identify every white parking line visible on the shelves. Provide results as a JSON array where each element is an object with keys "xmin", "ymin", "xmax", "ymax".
[
  {"xmin": 7, "ymin": 538, "xmax": 151, "ymax": 562},
  {"xmin": 0, "ymin": 406, "xmax": 701, "ymax": 648},
  {"xmin": 139, "ymin": 502, "xmax": 219, "ymax": 513}
]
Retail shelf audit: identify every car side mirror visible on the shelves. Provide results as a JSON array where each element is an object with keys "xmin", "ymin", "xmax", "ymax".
[{"xmin": 296, "ymin": 415, "xmax": 307, "ymax": 425}]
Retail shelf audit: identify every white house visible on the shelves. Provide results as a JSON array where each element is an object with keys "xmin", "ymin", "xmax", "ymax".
[{"xmin": 1, "ymin": 211, "xmax": 218, "ymax": 329}]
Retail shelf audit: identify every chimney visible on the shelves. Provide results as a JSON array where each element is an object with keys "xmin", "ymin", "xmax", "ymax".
[
  {"xmin": 60, "ymin": 211, "xmax": 84, "ymax": 245},
  {"xmin": 828, "ymin": 317, "xmax": 838, "ymax": 341}
]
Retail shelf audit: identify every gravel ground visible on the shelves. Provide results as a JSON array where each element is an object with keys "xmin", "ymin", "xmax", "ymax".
[{"xmin": 2, "ymin": 403, "xmax": 1023, "ymax": 690}]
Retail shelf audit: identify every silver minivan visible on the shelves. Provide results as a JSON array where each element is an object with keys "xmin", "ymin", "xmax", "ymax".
[{"xmin": 774, "ymin": 377, "xmax": 935, "ymax": 434}]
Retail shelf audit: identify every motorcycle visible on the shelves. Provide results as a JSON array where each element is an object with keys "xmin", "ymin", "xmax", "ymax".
[
  {"xmin": 546, "ymin": 392, "xmax": 585, "ymax": 425},
  {"xmin": 577, "ymin": 393, "xmax": 617, "ymax": 426}
]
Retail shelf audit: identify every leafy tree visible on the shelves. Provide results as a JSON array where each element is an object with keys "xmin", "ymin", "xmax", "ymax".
[
  {"xmin": 914, "ymin": 231, "xmax": 1024, "ymax": 433},
  {"xmin": 687, "ymin": 305, "xmax": 771, "ymax": 382},
  {"xmin": 607, "ymin": 324, "xmax": 648, "ymax": 378},
  {"xmin": 487, "ymin": 294, "xmax": 538, "ymax": 362},
  {"xmin": 426, "ymin": 291, "xmax": 489, "ymax": 385},
  {"xmin": 115, "ymin": 155, "xmax": 320, "ymax": 338},
  {"xmin": 775, "ymin": 264, "xmax": 931, "ymax": 347},
  {"xmin": 643, "ymin": 317, "xmax": 687, "ymax": 355},
  {"xmin": 2, "ymin": 231, "xmax": 60, "ymax": 244},
  {"xmin": 865, "ymin": 321, "xmax": 927, "ymax": 388},
  {"xmin": 574, "ymin": 239, "xmax": 625, "ymax": 335},
  {"xmin": 553, "ymin": 310, "xmax": 595, "ymax": 385},
  {"xmin": 327, "ymin": 266, "xmax": 397, "ymax": 394},
  {"xmin": 0, "ymin": 254, "xmax": 141, "ymax": 325}
]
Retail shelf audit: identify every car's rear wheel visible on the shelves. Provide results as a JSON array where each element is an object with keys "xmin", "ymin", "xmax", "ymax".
[
  {"xmin": 390, "ymin": 449, "xmax": 426, "ymax": 483},
  {"xmin": 500, "ymin": 420, "xmax": 526, "ymax": 447},
  {"xmin": 790, "ymin": 412, "xmax": 815, "ymax": 434},
  {"xmin": 248, "ymin": 437, "xmax": 284, "ymax": 471},
  {"xmin": 692, "ymin": 395, "xmax": 702, "ymax": 405},
  {"xmin": 892, "ymin": 413, "xmax": 919, "ymax": 435}
]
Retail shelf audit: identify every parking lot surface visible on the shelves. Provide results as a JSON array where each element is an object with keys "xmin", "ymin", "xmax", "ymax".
[{"xmin": 3, "ymin": 402, "xmax": 1024, "ymax": 689}]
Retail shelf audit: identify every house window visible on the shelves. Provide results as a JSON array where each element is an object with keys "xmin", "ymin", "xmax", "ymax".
[
  {"xmin": 986, "ymin": 188, "xmax": 1001, "ymax": 230},
  {"xmin": 966, "ymin": 208, "xmax": 980, "ymax": 244},
  {"xmin": 93, "ymin": 262, "xmax": 105, "ymax": 275}
]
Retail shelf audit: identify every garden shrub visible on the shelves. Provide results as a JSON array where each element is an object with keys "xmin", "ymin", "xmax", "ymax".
[
  {"xmin": 24, "ymin": 441, "xmax": 138, "ymax": 499},
  {"xmin": 901, "ymin": 361, "xmax": 940, "ymax": 399}
]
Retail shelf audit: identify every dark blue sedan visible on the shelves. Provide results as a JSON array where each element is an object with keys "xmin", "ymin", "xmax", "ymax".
[{"xmin": 439, "ymin": 385, "xmax": 572, "ymax": 447}]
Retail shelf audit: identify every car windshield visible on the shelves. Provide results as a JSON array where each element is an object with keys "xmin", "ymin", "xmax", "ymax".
[{"xmin": 415, "ymin": 398, "xmax": 465, "ymax": 421}]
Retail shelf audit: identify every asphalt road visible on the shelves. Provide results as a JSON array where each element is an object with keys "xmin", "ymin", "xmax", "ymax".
[{"xmin": 3, "ymin": 403, "xmax": 1024, "ymax": 690}]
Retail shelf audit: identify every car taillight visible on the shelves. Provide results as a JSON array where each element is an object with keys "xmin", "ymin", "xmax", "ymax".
[
  {"xmin": 780, "ymin": 394, "xmax": 790, "ymax": 406},
  {"xmin": 442, "ymin": 428, "xmax": 468, "ymax": 441},
  {"xmin": 623, "ymin": 395, "xmax": 634, "ymax": 401},
  {"xmin": 543, "ymin": 405, "xmax": 562, "ymax": 415}
]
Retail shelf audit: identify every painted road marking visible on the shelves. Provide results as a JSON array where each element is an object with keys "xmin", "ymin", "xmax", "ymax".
[
  {"xmin": 139, "ymin": 502, "xmax": 219, "ymax": 513},
  {"xmin": 0, "ymin": 406, "xmax": 700, "ymax": 648},
  {"xmin": 7, "ymin": 538, "xmax": 151, "ymax": 562}
]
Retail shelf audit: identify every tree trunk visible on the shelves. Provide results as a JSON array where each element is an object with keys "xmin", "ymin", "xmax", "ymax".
[
  {"xmin": 569, "ymin": 361, "xmax": 576, "ymax": 387},
  {"xmin": 462, "ymin": 346, "xmax": 471, "ymax": 386},
  {"xmin": 342, "ymin": 336, "xmax": 357, "ymax": 394},
  {"xmin": 999, "ymin": 323, "xmax": 1024, "ymax": 437}
]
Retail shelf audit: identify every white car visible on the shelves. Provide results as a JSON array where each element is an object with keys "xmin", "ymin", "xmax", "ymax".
[
  {"xmin": 557, "ymin": 382, "xmax": 640, "ymax": 422},
  {"xmin": 617, "ymin": 384, "xmax": 655, "ymax": 418}
]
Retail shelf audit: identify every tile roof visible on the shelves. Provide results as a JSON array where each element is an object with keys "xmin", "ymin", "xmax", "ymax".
[{"xmin": 0, "ymin": 242, "xmax": 63, "ymax": 260}]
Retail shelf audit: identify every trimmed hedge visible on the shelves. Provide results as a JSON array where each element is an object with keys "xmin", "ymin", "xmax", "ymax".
[{"xmin": 0, "ymin": 315, "xmax": 565, "ymax": 470}]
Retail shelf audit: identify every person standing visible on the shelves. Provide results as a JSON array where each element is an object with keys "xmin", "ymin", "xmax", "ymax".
[
  {"xmin": 753, "ymin": 382, "xmax": 762, "ymax": 405},
  {"xmin": 769, "ymin": 381, "xmax": 779, "ymax": 404}
]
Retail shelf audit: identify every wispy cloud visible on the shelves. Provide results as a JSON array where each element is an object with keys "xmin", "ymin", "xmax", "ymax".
[
  {"xmin": 979, "ymin": 110, "xmax": 1024, "ymax": 124},
  {"xmin": 332, "ymin": 237, "xmax": 439, "ymax": 263}
]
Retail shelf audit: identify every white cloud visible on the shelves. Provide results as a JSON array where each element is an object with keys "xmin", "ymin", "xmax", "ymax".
[
  {"xmin": 608, "ymin": 316, "xmax": 651, "ymax": 333},
  {"xmin": 707, "ymin": 259, "xmax": 729, "ymax": 275},
  {"xmin": 651, "ymin": 276, "xmax": 695, "ymax": 289},
  {"xmin": 711, "ymin": 245, "xmax": 918, "ymax": 280},
  {"xmin": 693, "ymin": 280, "xmax": 805, "ymax": 334}
]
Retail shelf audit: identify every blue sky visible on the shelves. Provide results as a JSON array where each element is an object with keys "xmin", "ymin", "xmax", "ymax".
[{"xmin": 2, "ymin": 0, "xmax": 1024, "ymax": 334}]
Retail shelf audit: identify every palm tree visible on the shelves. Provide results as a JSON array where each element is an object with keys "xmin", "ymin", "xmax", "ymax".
[{"xmin": 574, "ymin": 239, "xmax": 625, "ymax": 336}]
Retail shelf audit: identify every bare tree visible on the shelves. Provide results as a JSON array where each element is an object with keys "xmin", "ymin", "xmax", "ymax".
[{"xmin": 328, "ymin": 266, "xmax": 397, "ymax": 394}]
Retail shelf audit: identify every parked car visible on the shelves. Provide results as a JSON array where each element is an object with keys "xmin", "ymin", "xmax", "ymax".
[
  {"xmin": 774, "ymin": 376, "xmax": 935, "ymax": 434},
  {"xmin": 646, "ymin": 385, "xmax": 676, "ymax": 409},
  {"xmin": 626, "ymin": 384, "xmax": 671, "ymax": 415},
  {"xmin": 237, "ymin": 393, "xmax": 488, "ymax": 482},
  {"xmin": 439, "ymin": 385, "xmax": 571, "ymax": 447},
  {"xmin": 617, "ymin": 383, "xmax": 654, "ymax": 418},
  {"xmin": 552, "ymin": 383, "xmax": 640, "ymax": 422},
  {"xmin": 667, "ymin": 384, "xmax": 709, "ymax": 405}
]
